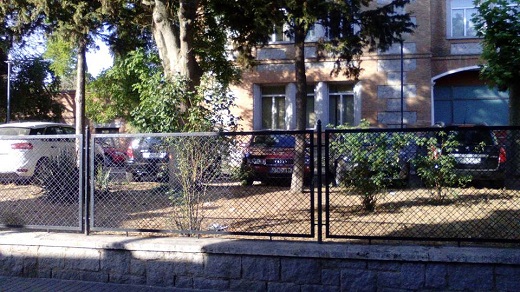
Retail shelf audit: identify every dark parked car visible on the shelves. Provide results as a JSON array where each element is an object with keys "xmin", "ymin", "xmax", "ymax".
[
  {"xmin": 125, "ymin": 137, "xmax": 169, "ymax": 182},
  {"xmin": 439, "ymin": 124, "xmax": 507, "ymax": 188},
  {"xmin": 240, "ymin": 134, "xmax": 311, "ymax": 186}
]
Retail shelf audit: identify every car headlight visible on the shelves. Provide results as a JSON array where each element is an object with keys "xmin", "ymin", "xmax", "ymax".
[{"xmin": 248, "ymin": 158, "xmax": 266, "ymax": 165}]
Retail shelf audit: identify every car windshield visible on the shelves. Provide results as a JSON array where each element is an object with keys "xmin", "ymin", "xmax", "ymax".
[
  {"xmin": 251, "ymin": 135, "xmax": 295, "ymax": 147},
  {"xmin": 0, "ymin": 127, "xmax": 33, "ymax": 136}
]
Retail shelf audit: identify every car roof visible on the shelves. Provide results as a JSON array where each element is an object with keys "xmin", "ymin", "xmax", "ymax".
[{"xmin": 0, "ymin": 122, "xmax": 73, "ymax": 129}]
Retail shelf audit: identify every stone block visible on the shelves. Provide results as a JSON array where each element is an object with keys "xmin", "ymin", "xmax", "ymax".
[
  {"xmin": 242, "ymin": 256, "xmax": 279, "ymax": 281},
  {"xmin": 377, "ymin": 271, "xmax": 401, "ymax": 288},
  {"xmin": 146, "ymin": 261, "xmax": 174, "ymax": 286},
  {"xmin": 175, "ymin": 275, "xmax": 193, "ymax": 289},
  {"xmin": 63, "ymin": 248, "xmax": 100, "ymax": 271},
  {"xmin": 377, "ymin": 111, "xmax": 417, "ymax": 125},
  {"xmin": 204, "ymin": 254, "xmax": 241, "ymax": 279},
  {"xmin": 400, "ymin": 263, "xmax": 425, "ymax": 289},
  {"xmin": 377, "ymin": 84, "xmax": 416, "ymax": 99},
  {"xmin": 193, "ymin": 277, "xmax": 230, "ymax": 290},
  {"xmin": 425, "ymin": 264, "xmax": 447, "ymax": 289},
  {"xmin": 341, "ymin": 269, "xmax": 376, "ymax": 291},
  {"xmin": 101, "ymin": 250, "xmax": 129, "ymax": 274},
  {"xmin": 169, "ymin": 253, "xmax": 204, "ymax": 276},
  {"xmin": 229, "ymin": 279, "xmax": 267, "ymax": 291},
  {"xmin": 281, "ymin": 258, "xmax": 321, "ymax": 285},
  {"xmin": 268, "ymin": 282, "xmax": 301, "ymax": 292},
  {"xmin": 321, "ymin": 269, "xmax": 340, "ymax": 286},
  {"xmin": 257, "ymin": 48, "xmax": 286, "ymax": 60},
  {"xmin": 447, "ymin": 264, "xmax": 493, "ymax": 291},
  {"xmin": 37, "ymin": 246, "xmax": 65, "ymax": 269}
]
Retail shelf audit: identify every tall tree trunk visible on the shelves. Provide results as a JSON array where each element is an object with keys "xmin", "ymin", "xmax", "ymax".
[
  {"xmin": 151, "ymin": 0, "xmax": 201, "ymax": 91},
  {"xmin": 290, "ymin": 20, "xmax": 308, "ymax": 191},
  {"xmin": 75, "ymin": 41, "xmax": 86, "ymax": 135},
  {"xmin": 151, "ymin": 0, "xmax": 180, "ymax": 78},
  {"xmin": 178, "ymin": 0, "xmax": 202, "ymax": 92}
]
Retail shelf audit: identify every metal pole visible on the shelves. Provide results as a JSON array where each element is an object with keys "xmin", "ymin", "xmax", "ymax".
[
  {"xmin": 5, "ymin": 56, "xmax": 11, "ymax": 123},
  {"xmin": 400, "ymin": 40, "xmax": 404, "ymax": 128}
]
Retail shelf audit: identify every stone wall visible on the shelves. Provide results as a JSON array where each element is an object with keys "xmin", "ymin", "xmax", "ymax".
[{"xmin": 0, "ymin": 231, "xmax": 519, "ymax": 291}]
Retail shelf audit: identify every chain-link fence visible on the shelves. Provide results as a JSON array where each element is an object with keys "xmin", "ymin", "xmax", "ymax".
[
  {"xmin": 0, "ymin": 134, "xmax": 83, "ymax": 231},
  {"xmin": 3, "ymin": 126, "xmax": 520, "ymax": 244},
  {"xmin": 90, "ymin": 131, "xmax": 315, "ymax": 238},
  {"xmin": 325, "ymin": 126, "xmax": 520, "ymax": 243}
]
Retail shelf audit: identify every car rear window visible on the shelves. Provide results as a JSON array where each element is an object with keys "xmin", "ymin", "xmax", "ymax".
[
  {"xmin": 454, "ymin": 130, "xmax": 495, "ymax": 145},
  {"xmin": 251, "ymin": 135, "xmax": 295, "ymax": 147}
]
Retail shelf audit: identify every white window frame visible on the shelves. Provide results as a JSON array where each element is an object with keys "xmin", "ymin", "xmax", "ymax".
[
  {"xmin": 447, "ymin": 0, "xmax": 478, "ymax": 38},
  {"xmin": 261, "ymin": 86, "xmax": 286, "ymax": 129},
  {"xmin": 328, "ymin": 84, "xmax": 356, "ymax": 127}
]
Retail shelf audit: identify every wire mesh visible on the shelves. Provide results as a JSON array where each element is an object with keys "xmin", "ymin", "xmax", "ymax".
[
  {"xmin": 90, "ymin": 131, "xmax": 315, "ymax": 237},
  {"xmin": 0, "ymin": 134, "xmax": 82, "ymax": 230},
  {"xmin": 326, "ymin": 126, "xmax": 520, "ymax": 242}
]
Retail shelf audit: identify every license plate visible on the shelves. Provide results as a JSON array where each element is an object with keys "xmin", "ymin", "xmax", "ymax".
[
  {"xmin": 143, "ymin": 152, "xmax": 166, "ymax": 159},
  {"xmin": 270, "ymin": 167, "xmax": 293, "ymax": 174},
  {"xmin": 457, "ymin": 157, "xmax": 481, "ymax": 164}
]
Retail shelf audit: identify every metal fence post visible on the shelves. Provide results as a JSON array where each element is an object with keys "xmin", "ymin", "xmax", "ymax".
[
  {"xmin": 316, "ymin": 120, "xmax": 323, "ymax": 243},
  {"xmin": 84, "ymin": 126, "xmax": 90, "ymax": 235}
]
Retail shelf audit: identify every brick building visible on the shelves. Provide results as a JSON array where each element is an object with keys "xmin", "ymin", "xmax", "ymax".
[{"xmin": 230, "ymin": 0, "xmax": 511, "ymax": 130}]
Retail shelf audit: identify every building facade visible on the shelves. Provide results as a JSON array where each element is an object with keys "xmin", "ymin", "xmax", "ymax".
[{"xmin": 230, "ymin": 0, "xmax": 511, "ymax": 130}]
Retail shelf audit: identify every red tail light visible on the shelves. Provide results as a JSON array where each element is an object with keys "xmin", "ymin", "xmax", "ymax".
[
  {"xmin": 499, "ymin": 147, "xmax": 506, "ymax": 164},
  {"xmin": 11, "ymin": 142, "xmax": 33, "ymax": 150},
  {"xmin": 126, "ymin": 146, "xmax": 134, "ymax": 159}
]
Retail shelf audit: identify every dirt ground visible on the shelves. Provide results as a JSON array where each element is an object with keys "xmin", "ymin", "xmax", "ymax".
[{"xmin": 1, "ymin": 178, "xmax": 520, "ymax": 243}]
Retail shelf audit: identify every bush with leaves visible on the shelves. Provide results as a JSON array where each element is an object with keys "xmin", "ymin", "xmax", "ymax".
[
  {"xmin": 166, "ymin": 135, "xmax": 223, "ymax": 233},
  {"xmin": 412, "ymin": 131, "xmax": 472, "ymax": 202},
  {"xmin": 331, "ymin": 121, "xmax": 413, "ymax": 211}
]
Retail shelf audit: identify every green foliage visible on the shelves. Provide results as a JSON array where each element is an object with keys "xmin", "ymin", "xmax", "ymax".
[
  {"xmin": 87, "ymin": 49, "xmax": 156, "ymax": 124},
  {"xmin": 412, "ymin": 131, "xmax": 472, "ymax": 202},
  {"xmin": 88, "ymin": 48, "xmax": 238, "ymax": 133},
  {"xmin": 331, "ymin": 120, "xmax": 413, "ymax": 211},
  {"xmin": 6, "ymin": 57, "xmax": 63, "ymax": 122},
  {"xmin": 473, "ymin": 0, "xmax": 520, "ymax": 91},
  {"xmin": 44, "ymin": 35, "xmax": 77, "ymax": 89}
]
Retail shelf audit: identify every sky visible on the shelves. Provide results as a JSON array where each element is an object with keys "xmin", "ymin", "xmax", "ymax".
[{"xmin": 86, "ymin": 41, "xmax": 113, "ymax": 77}]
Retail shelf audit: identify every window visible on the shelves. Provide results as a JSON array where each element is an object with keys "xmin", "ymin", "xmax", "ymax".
[
  {"xmin": 329, "ymin": 84, "xmax": 354, "ymax": 127},
  {"xmin": 449, "ymin": 0, "xmax": 478, "ymax": 38},
  {"xmin": 262, "ymin": 86, "xmax": 286, "ymax": 129},
  {"xmin": 270, "ymin": 24, "xmax": 291, "ymax": 43},
  {"xmin": 306, "ymin": 87, "xmax": 316, "ymax": 128}
]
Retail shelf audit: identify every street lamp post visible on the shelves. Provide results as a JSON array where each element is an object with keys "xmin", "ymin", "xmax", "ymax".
[{"xmin": 5, "ymin": 54, "xmax": 11, "ymax": 123}]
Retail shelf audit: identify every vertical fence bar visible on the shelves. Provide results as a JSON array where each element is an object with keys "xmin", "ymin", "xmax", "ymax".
[
  {"xmin": 83, "ymin": 126, "xmax": 90, "ymax": 235},
  {"xmin": 324, "ymin": 127, "xmax": 330, "ymax": 240},
  {"xmin": 316, "ymin": 120, "xmax": 323, "ymax": 243}
]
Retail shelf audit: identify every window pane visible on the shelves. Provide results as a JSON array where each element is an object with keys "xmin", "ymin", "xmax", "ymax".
[
  {"xmin": 452, "ymin": 0, "xmax": 474, "ymax": 8},
  {"xmin": 329, "ymin": 96, "xmax": 340, "ymax": 126},
  {"xmin": 452, "ymin": 9, "xmax": 465, "ymax": 37},
  {"xmin": 262, "ymin": 97, "xmax": 273, "ymax": 129},
  {"xmin": 306, "ymin": 95, "xmax": 315, "ymax": 128},
  {"xmin": 342, "ymin": 95, "xmax": 354, "ymax": 126},
  {"xmin": 274, "ymin": 97, "xmax": 286, "ymax": 129},
  {"xmin": 274, "ymin": 25, "xmax": 284, "ymax": 42},
  {"xmin": 466, "ymin": 8, "xmax": 478, "ymax": 37}
]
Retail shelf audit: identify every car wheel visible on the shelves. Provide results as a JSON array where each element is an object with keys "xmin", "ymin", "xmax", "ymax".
[
  {"xmin": 33, "ymin": 158, "xmax": 53, "ymax": 187},
  {"xmin": 242, "ymin": 176, "xmax": 254, "ymax": 186}
]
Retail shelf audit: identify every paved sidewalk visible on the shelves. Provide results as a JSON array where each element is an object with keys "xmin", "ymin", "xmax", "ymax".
[{"xmin": 0, "ymin": 276, "xmax": 188, "ymax": 292}]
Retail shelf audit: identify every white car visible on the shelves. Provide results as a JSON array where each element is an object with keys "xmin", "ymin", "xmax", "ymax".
[{"xmin": 0, "ymin": 122, "xmax": 104, "ymax": 183}]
